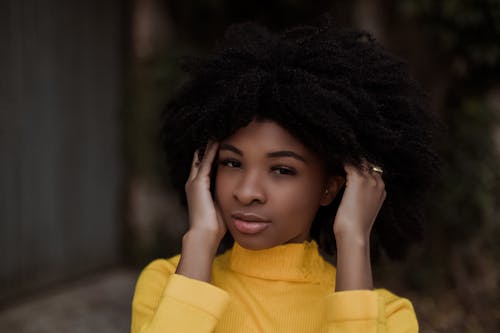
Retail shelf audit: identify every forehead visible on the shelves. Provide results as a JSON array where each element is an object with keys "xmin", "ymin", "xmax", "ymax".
[
  {"xmin": 223, "ymin": 119, "xmax": 294, "ymax": 142},
  {"xmin": 221, "ymin": 119, "xmax": 314, "ymax": 157}
]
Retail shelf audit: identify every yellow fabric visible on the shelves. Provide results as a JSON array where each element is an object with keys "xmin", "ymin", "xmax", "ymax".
[{"xmin": 131, "ymin": 240, "xmax": 418, "ymax": 333}]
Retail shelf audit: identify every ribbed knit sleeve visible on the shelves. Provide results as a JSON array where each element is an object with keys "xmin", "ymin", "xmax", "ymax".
[
  {"xmin": 131, "ymin": 259, "xmax": 230, "ymax": 333},
  {"xmin": 326, "ymin": 289, "xmax": 418, "ymax": 333}
]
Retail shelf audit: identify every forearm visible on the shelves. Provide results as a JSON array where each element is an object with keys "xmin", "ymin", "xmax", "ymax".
[
  {"xmin": 334, "ymin": 234, "xmax": 373, "ymax": 291},
  {"xmin": 132, "ymin": 259, "xmax": 230, "ymax": 333},
  {"xmin": 175, "ymin": 230, "xmax": 219, "ymax": 282}
]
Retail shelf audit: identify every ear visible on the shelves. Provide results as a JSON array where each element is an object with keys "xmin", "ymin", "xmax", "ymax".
[{"xmin": 319, "ymin": 175, "xmax": 345, "ymax": 206}]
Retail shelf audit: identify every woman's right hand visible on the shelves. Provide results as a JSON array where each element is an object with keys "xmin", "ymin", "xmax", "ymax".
[
  {"xmin": 176, "ymin": 141, "xmax": 226, "ymax": 282},
  {"xmin": 185, "ymin": 141, "xmax": 227, "ymax": 246}
]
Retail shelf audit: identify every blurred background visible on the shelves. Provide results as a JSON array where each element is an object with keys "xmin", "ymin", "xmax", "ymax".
[{"xmin": 1, "ymin": 0, "xmax": 499, "ymax": 332}]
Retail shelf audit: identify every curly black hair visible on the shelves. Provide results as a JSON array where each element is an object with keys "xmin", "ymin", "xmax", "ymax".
[{"xmin": 161, "ymin": 19, "xmax": 440, "ymax": 260}]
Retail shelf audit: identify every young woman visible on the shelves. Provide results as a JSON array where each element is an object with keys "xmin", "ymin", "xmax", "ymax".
[{"xmin": 131, "ymin": 19, "xmax": 439, "ymax": 333}]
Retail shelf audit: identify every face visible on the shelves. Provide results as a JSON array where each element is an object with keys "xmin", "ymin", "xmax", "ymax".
[{"xmin": 215, "ymin": 119, "xmax": 339, "ymax": 250}]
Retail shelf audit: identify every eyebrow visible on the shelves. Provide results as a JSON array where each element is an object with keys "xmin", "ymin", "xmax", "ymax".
[
  {"xmin": 268, "ymin": 151, "xmax": 307, "ymax": 163},
  {"xmin": 219, "ymin": 143, "xmax": 307, "ymax": 163},
  {"xmin": 219, "ymin": 143, "xmax": 242, "ymax": 155}
]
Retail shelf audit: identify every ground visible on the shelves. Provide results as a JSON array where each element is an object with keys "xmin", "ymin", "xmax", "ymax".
[{"xmin": 0, "ymin": 268, "xmax": 138, "ymax": 333}]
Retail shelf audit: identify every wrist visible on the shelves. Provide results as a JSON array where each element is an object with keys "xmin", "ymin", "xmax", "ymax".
[
  {"xmin": 183, "ymin": 229, "xmax": 221, "ymax": 256},
  {"xmin": 176, "ymin": 230, "xmax": 219, "ymax": 282},
  {"xmin": 335, "ymin": 235, "xmax": 373, "ymax": 291},
  {"xmin": 334, "ymin": 229, "xmax": 370, "ymax": 248},
  {"xmin": 335, "ymin": 235, "xmax": 370, "ymax": 249}
]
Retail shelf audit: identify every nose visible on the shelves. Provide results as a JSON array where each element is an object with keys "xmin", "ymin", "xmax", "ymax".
[{"xmin": 233, "ymin": 170, "xmax": 266, "ymax": 205}]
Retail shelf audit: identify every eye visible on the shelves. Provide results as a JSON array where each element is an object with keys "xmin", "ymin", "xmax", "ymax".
[
  {"xmin": 271, "ymin": 166, "xmax": 296, "ymax": 176},
  {"xmin": 219, "ymin": 159, "xmax": 241, "ymax": 168}
]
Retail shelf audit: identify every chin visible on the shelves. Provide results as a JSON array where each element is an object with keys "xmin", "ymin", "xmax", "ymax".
[
  {"xmin": 236, "ymin": 241, "xmax": 269, "ymax": 251},
  {"xmin": 231, "ymin": 232, "xmax": 281, "ymax": 251}
]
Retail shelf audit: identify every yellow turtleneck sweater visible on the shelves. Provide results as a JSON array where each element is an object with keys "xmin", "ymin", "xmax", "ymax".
[{"xmin": 131, "ymin": 240, "xmax": 418, "ymax": 333}]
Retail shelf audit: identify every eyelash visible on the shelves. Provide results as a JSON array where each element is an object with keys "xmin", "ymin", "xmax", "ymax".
[
  {"xmin": 219, "ymin": 159, "xmax": 241, "ymax": 168},
  {"xmin": 272, "ymin": 166, "xmax": 296, "ymax": 176},
  {"xmin": 218, "ymin": 159, "xmax": 297, "ymax": 176}
]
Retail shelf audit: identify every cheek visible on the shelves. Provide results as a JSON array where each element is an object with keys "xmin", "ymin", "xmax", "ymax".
[
  {"xmin": 214, "ymin": 173, "xmax": 223, "ymax": 201},
  {"xmin": 214, "ymin": 170, "xmax": 232, "ymax": 205},
  {"xmin": 272, "ymin": 178, "xmax": 323, "ymax": 217}
]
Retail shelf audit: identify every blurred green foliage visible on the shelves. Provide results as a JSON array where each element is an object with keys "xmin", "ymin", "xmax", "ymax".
[
  {"xmin": 396, "ymin": 0, "xmax": 500, "ymax": 248},
  {"xmin": 436, "ymin": 99, "xmax": 499, "ymax": 240},
  {"xmin": 394, "ymin": 1, "xmax": 500, "ymax": 330},
  {"xmin": 399, "ymin": 0, "xmax": 500, "ymax": 80},
  {"xmin": 163, "ymin": 0, "xmax": 343, "ymax": 46}
]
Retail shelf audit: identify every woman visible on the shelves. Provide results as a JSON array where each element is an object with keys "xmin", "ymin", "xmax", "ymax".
[{"xmin": 131, "ymin": 18, "xmax": 439, "ymax": 332}]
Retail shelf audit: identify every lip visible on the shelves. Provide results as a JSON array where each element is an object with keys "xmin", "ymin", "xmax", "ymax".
[
  {"xmin": 231, "ymin": 212, "xmax": 270, "ymax": 222},
  {"xmin": 231, "ymin": 212, "xmax": 270, "ymax": 235}
]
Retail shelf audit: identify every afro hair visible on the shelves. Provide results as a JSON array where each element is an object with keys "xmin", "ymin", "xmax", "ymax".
[{"xmin": 160, "ymin": 18, "xmax": 440, "ymax": 260}]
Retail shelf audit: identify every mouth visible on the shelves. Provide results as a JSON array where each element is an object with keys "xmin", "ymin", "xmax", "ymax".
[{"xmin": 231, "ymin": 212, "xmax": 271, "ymax": 235}]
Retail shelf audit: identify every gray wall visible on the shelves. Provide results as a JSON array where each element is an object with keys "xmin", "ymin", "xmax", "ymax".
[{"xmin": 0, "ymin": 0, "xmax": 126, "ymax": 302}]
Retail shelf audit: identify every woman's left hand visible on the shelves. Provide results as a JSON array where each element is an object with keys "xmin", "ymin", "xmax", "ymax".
[
  {"xmin": 333, "ymin": 162, "xmax": 386, "ymax": 291},
  {"xmin": 333, "ymin": 162, "xmax": 386, "ymax": 242}
]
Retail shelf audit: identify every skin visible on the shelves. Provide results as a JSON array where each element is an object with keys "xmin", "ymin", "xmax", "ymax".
[
  {"xmin": 215, "ymin": 120, "xmax": 342, "ymax": 250},
  {"xmin": 176, "ymin": 119, "xmax": 386, "ymax": 291}
]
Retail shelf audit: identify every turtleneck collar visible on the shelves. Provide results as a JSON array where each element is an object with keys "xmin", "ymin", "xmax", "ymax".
[{"xmin": 229, "ymin": 240, "xmax": 334, "ymax": 284}]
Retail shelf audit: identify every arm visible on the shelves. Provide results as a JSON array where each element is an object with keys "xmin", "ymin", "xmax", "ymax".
[
  {"xmin": 131, "ymin": 142, "xmax": 230, "ymax": 333},
  {"xmin": 176, "ymin": 141, "xmax": 227, "ymax": 282},
  {"xmin": 326, "ymin": 288, "xmax": 418, "ymax": 333},
  {"xmin": 325, "ymin": 163, "xmax": 417, "ymax": 332},
  {"xmin": 131, "ymin": 259, "xmax": 230, "ymax": 333},
  {"xmin": 333, "ymin": 163, "xmax": 384, "ymax": 291}
]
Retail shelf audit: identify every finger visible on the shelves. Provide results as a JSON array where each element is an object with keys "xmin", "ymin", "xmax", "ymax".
[
  {"xmin": 214, "ymin": 202, "xmax": 226, "ymax": 227},
  {"xmin": 357, "ymin": 158, "xmax": 383, "ymax": 177},
  {"xmin": 362, "ymin": 160, "xmax": 379, "ymax": 174},
  {"xmin": 367, "ymin": 164, "xmax": 384, "ymax": 186},
  {"xmin": 364, "ymin": 165, "xmax": 384, "ymax": 188},
  {"xmin": 370, "ymin": 169, "xmax": 384, "ymax": 180},
  {"xmin": 197, "ymin": 141, "xmax": 219, "ymax": 178},
  {"xmin": 343, "ymin": 163, "xmax": 365, "ymax": 180},
  {"xmin": 345, "ymin": 160, "xmax": 382, "ymax": 187},
  {"xmin": 188, "ymin": 150, "xmax": 201, "ymax": 182},
  {"xmin": 344, "ymin": 163, "xmax": 361, "ymax": 175}
]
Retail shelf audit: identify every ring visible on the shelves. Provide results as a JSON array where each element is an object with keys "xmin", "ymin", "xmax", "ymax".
[{"xmin": 371, "ymin": 165, "xmax": 383, "ymax": 174}]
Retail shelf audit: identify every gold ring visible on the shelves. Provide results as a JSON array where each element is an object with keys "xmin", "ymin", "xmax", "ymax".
[{"xmin": 371, "ymin": 165, "xmax": 383, "ymax": 174}]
